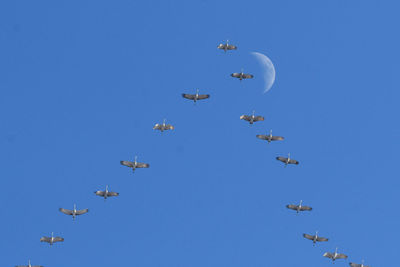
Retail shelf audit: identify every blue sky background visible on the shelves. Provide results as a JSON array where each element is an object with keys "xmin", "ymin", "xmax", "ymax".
[{"xmin": 1, "ymin": 0, "xmax": 399, "ymax": 266}]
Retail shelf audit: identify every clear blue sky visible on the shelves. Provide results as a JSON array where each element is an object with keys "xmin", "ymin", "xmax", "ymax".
[{"xmin": 1, "ymin": 1, "xmax": 399, "ymax": 266}]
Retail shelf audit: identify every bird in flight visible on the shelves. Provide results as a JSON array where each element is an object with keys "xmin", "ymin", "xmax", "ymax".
[
  {"xmin": 240, "ymin": 111, "xmax": 264, "ymax": 125},
  {"xmin": 94, "ymin": 185, "xmax": 119, "ymax": 200},
  {"xmin": 59, "ymin": 204, "xmax": 89, "ymax": 220},
  {"xmin": 153, "ymin": 119, "xmax": 174, "ymax": 132},
  {"xmin": 349, "ymin": 260, "xmax": 370, "ymax": 267},
  {"xmin": 286, "ymin": 200, "xmax": 312, "ymax": 213},
  {"xmin": 40, "ymin": 232, "xmax": 64, "ymax": 246},
  {"xmin": 231, "ymin": 69, "xmax": 254, "ymax": 81},
  {"xmin": 182, "ymin": 89, "xmax": 210, "ymax": 103},
  {"xmin": 120, "ymin": 156, "xmax": 150, "ymax": 173},
  {"xmin": 256, "ymin": 130, "xmax": 284, "ymax": 143},
  {"xmin": 276, "ymin": 153, "xmax": 299, "ymax": 166},
  {"xmin": 15, "ymin": 260, "xmax": 43, "ymax": 267},
  {"xmin": 217, "ymin": 40, "xmax": 237, "ymax": 52},
  {"xmin": 303, "ymin": 231, "xmax": 329, "ymax": 245},
  {"xmin": 323, "ymin": 248, "xmax": 348, "ymax": 263}
]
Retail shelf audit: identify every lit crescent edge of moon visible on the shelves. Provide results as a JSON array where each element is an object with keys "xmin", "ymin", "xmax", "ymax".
[{"xmin": 251, "ymin": 52, "xmax": 276, "ymax": 94}]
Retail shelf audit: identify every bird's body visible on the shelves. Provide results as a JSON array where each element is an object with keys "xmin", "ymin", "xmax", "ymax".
[
  {"xmin": 323, "ymin": 248, "xmax": 348, "ymax": 262},
  {"xmin": 59, "ymin": 204, "xmax": 88, "ymax": 220},
  {"xmin": 256, "ymin": 130, "xmax": 284, "ymax": 143},
  {"xmin": 303, "ymin": 231, "xmax": 328, "ymax": 245},
  {"xmin": 153, "ymin": 119, "xmax": 174, "ymax": 132},
  {"xmin": 240, "ymin": 111, "xmax": 264, "ymax": 124},
  {"xmin": 16, "ymin": 260, "xmax": 43, "ymax": 267},
  {"xmin": 95, "ymin": 185, "xmax": 119, "ymax": 199},
  {"xmin": 217, "ymin": 40, "xmax": 237, "ymax": 52},
  {"xmin": 349, "ymin": 261, "xmax": 369, "ymax": 267},
  {"xmin": 120, "ymin": 156, "xmax": 149, "ymax": 173},
  {"xmin": 286, "ymin": 200, "xmax": 312, "ymax": 213},
  {"xmin": 182, "ymin": 89, "xmax": 210, "ymax": 103},
  {"xmin": 276, "ymin": 153, "xmax": 299, "ymax": 166},
  {"xmin": 231, "ymin": 70, "xmax": 254, "ymax": 81},
  {"xmin": 40, "ymin": 232, "xmax": 64, "ymax": 246}
]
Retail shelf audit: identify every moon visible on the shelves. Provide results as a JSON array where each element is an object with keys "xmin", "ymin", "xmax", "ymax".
[{"xmin": 251, "ymin": 52, "xmax": 276, "ymax": 93}]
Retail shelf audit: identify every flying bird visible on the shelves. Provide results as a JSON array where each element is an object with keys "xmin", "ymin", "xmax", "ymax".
[
  {"xmin": 231, "ymin": 69, "xmax": 254, "ymax": 81},
  {"xmin": 95, "ymin": 185, "xmax": 119, "ymax": 200},
  {"xmin": 153, "ymin": 119, "xmax": 174, "ymax": 132},
  {"xmin": 40, "ymin": 232, "xmax": 64, "ymax": 246},
  {"xmin": 59, "ymin": 204, "xmax": 88, "ymax": 220},
  {"xmin": 120, "ymin": 156, "xmax": 150, "ymax": 172},
  {"xmin": 240, "ymin": 111, "xmax": 264, "ymax": 124},
  {"xmin": 349, "ymin": 261, "xmax": 370, "ymax": 267},
  {"xmin": 182, "ymin": 89, "xmax": 210, "ymax": 103},
  {"xmin": 256, "ymin": 130, "xmax": 284, "ymax": 143},
  {"xmin": 286, "ymin": 200, "xmax": 312, "ymax": 213},
  {"xmin": 303, "ymin": 231, "xmax": 328, "ymax": 245},
  {"xmin": 276, "ymin": 153, "xmax": 299, "ymax": 166},
  {"xmin": 323, "ymin": 248, "xmax": 348, "ymax": 263},
  {"xmin": 16, "ymin": 260, "xmax": 43, "ymax": 267},
  {"xmin": 217, "ymin": 40, "xmax": 237, "ymax": 52}
]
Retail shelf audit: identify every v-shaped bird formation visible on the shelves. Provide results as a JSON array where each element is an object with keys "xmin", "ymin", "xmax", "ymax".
[{"xmin": 15, "ymin": 40, "xmax": 370, "ymax": 267}]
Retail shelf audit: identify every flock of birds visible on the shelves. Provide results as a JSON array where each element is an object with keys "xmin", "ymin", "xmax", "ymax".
[{"xmin": 15, "ymin": 40, "xmax": 369, "ymax": 267}]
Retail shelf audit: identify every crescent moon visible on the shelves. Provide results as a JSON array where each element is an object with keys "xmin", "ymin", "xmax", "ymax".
[{"xmin": 251, "ymin": 52, "xmax": 276, "ymax": 93}]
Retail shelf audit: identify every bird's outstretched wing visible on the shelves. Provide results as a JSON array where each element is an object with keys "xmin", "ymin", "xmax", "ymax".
[
  {"xmin": 299, "ymin": 206, "xmax": 312, "ymax": 211},
  {"xmin": 323, "ymin": 252, "xmax": 334, "ymax": 259},
  {"xmin": 40, "ymin": 237, "xmax": 51, "ymax": 243},
  {"xmin": 59, "ymin": 208, "xmax": 73, "ymax": 215},
  {"xmin": 75, "ymin": 208, "xmax": 89, "ymax": 215},
  {"xmin": 289, "ymin": 159, "xmax": 299, "ymax": 165},
  {"xmin": 253, "ymin": 116, "xmax": 264, "ymax": 122},
  {"xmin": 240, "ymin": 115, "xmax": 250, "ymax": 121},
  {"xmin": 165, "ymin": 124, "xmax": 174, "ymax": 130},
  {"xmin": 276, "ymin": 156, "xmax": 287, "ymax": 163},
  {"xmin": 316, "ymin": 236, "xmax": 328, "ymax": 242},
  {"xmin": 231, "ymin": 73, "xmax": 241, "ymax": 78},
  {"xmin": 120, "ymin": 161, "xmax": 134, "ymax": 167},
  {"xmin": 286, "ymin": 204, "xmax": 298, "ymax": 210},
  {"xmin": 95, "ymin": 191, "xmax": 105, "ymax": 197},
  {"xmin": 136, "ymin": 162, "xmax": 150, "ymax": 168},
  {"xmin": 53, "ymin": 237, "xmax": 64, "ymax": 243},
  {"xmin": 227, "ymin": 44, "xmax": 237, "ymax": 50},
  {"xmin": 197, "ymin": 94, "xmax": 210, "ymax": 100},
  {"xmin": 303, "ymin": 233, "xmax": 315, "ymax": 240},
  {"xmin": 107, "ymin": 191, "xmax": 119, "ymax": 197},
  {"xmin": 336, "ymin": 253, "xmax": 348, "ymax": 259},
  {"xmin": 256, "ymin": 135, "xmax": 268, "ymax": 140},
  {"xmin": 271, "ymin": 136, "xmax": 284, "ymax": 141},
  {"xmin": 153, "ymin": 124, "xmax": 161, "ymax": 130},
  {"xmin": 182, "ymin": 94, "xmax": 195, "ymax": 100},
  {"xmin": 243, "ymin": 74, "xmax": 254, "ymax": 79},
  {"xmin": 350, "ymin": 263, "xmax": 368, "ymax": 267}
]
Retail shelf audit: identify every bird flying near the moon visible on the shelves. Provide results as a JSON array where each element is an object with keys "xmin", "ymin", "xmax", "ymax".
[{"xmin": 251, "ymin": 52, "xmax": 276, "ymax": 93}]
